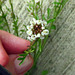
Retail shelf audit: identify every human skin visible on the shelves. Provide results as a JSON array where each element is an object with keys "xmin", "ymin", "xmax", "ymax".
[{"xmin": 0, "ymin": 30, "xmax": 33, "ymax": 75}]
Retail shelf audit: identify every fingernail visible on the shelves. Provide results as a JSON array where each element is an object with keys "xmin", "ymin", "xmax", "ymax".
[{"xmin": 14, "ymin": 55, "xmax": 33, "ymax": 74}]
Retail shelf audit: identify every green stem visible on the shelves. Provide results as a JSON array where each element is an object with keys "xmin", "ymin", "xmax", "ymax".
[
  {"xmin": 9, "ymin": 0, "xmax": 15, "ymax": 19},
  {"xmin": 0, "ymin": 5, "xmax": 10, "ymax": 33},
  {"xmin": 24, "ymin": 0, "xmax": 69, "ymax": 75},
  {"xmin": 57, "ymin": 0, "xmax": 69, "ymax": 16},
  {"xmin": 34, "ymin": 41, "xmax": 37, "ymax": 62},
  {"xmin": 32, "ymin": 0, "xmax": 36, "ymax": 18},
  {"xmin": 40, "ymin": 5, "xmax": 42, "ymax": 20},
  {"xmin": 40, "ymin": 0, "xmax": 43, "ymax": 20},
  {"xmin": 36, "ymin": 0, "xmax": 69, "ymax": 62},
  {"xmin": 9, "ymin": 0, "xmax": 19, "ymax": 36}
]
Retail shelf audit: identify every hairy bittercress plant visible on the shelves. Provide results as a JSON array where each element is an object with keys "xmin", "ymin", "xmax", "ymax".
[
  {"xmin": 0, "ymin": 0, "xmax": 69, "ymax": 75},
  {"xmin": 18, "ymin": 0, "xmax": 69, "ymax": 75}
]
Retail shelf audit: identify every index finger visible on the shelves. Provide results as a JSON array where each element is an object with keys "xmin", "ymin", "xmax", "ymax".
[{"xmin": 0, "ymin": 30, "xmax": 30, "ymax": 54}]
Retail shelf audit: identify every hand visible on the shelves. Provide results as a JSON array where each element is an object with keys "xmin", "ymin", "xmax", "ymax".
[{"xmin": 0, "ymin": 30, "xmax": 33, "ymax": 75}]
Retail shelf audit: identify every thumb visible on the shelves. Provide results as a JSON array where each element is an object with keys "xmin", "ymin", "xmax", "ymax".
[
  {"xmin": 0, "ymin": 40, "xmax": 9, "ymax": 66},
  {"xmin": 5, "ymin": 54, "xmax": 33, "ymax": 75}
]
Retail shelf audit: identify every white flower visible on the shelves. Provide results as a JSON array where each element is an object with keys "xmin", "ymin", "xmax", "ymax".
[
  {"xmin": 30, "ymin": 18, "xmax": 37, "ymax": 25},
  {"xmin": 42, "ymin": 29, "xmax": 49, "ymax": 36},
  {"xmin": 30, "ymin": 21, "xmax": 35, "ymax": 25},
  {"xmin": 27, "ymin": 30, "xmax": 32, "ymax": 35},
  {"xmin": 31, "ymin": 35, "xmax": 36, "ymax": 41},
  {"xmin": 36, "ymin": 20, "xmax": 42, "ymax": 25},
  {"xmin": 33, "ymin": 18, "xmax": 36, "ymax": 22},
  {"xmin": 36, "ymin": 33, "xmax": 40, "ymax": 38},
  {"xmin": 27, "ymin": 36, "xmax": 31, "ymax": 40},
  {"xmin": 27, "ymin": 25, "xmax": 33, "ymax": 30},
  {"xmin": 43, "ymin": 21, "xmax": 47, "ymax": 25},
  {"xmin": 33, "ymin": 19, "xmax": 37, "ymax": 25},
  {"xmin": 42, "ymin": 26, "xmax": 45, "ymax": 29},
  {"xmin": 30, "ymin": 21, "xmax": 33, "ymax": 25},
  {"xmin": 42, "ymin": 21, "xmax": 47, "ymax": 26},
  {"xmin": 27, "ymin": 18, "xmax": 49, "ymax": 41}
]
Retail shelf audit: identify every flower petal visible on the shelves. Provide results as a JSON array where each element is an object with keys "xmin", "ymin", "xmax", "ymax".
[
  {"xmin": 27, "ymin": 25, "xmax": 33, "ymax": 30},
  {"xmin": 31, "ymin": 35, "xmax": 36, "ymax": 41},
  {"xmin": 36, "ymin": 33, "xmax": 40, "ymax": 38},
  {"xmin": 36, "ymin": 20, "xmax": 42, "ymax": 25},
  {"xmin": 42, "ymin": 29, "xmax": 49, "ymax": 36},
  {"xmin": 27, "ymin": 30, "xmax": 32, "ymax": 35},
  {"xmin": 42, "ymin": 26, "xmax": 45, "ymax": 29},
  {"xmin": 42, "ymin": 21, "xmax": 47, "ymax": 26},
  {"xmin": 27, "ymin": 36, "xmax": 31, "ymax": 40}
]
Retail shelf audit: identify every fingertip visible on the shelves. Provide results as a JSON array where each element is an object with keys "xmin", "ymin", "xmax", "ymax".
[{"xmin": 14, "ymin": 54, "xmax": 33, "ymax": 74}]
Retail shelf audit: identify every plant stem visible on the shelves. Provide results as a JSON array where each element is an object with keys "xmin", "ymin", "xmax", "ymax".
[
  {"xmin": 9, "ymin": 0, "xmax": 15, "ymax": 19},
  {"xmin": 40, "ymin": 0, "xmax": 43, "ymax": 20},
  {"xmin": 36, "ymin": 0, "xmax": 69, "ymax": 63},
  {"xmin": 32, "ymin": 0, "xmax": 36, "ymax": 18},
  {"xmin": 0, "ymin": 5, "xmax": 10, "ymax": 33},
  {"xmin": 9, "ymin": 0, "xmax": 19, "ymax": 36},
  {"xmin": 40, "ymin": 5, "xmax": 42, "ymax": 20},
  {"xmin": 24, "ymin": 0, "xmax": 69, "ymax": 75},
  {"xmin": 34, "ymin": 41, "xmax": 37, "ymax": 62}
]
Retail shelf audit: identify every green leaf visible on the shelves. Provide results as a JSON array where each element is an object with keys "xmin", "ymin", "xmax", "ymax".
[
  {"xmin": 5, "ymin": 5, "xmax": 10, "ymax": 12},
  {"xmin": 53, "ymin": 2, "xmax": 61, "ymax": 5},
  {"xmin": 61, "ymin": 0, "xmax": 69, "ymax": 7},
  {"xmin": 30, "ymin": 50, "xmax": 34, "ymax": 53},
  {"xmin": 28, "ymin": 3, "xmax": 33, "ymax": 9},
  {"xmin": 47, "ymin": 19, "xmax": 55, "ymax": 24},
  {"xmin": 24, "ymin": 49, "xmax": 34, "ymax": 54},
  {"xmin": 23, "ymin": 25, "xmax": 26, "ymax": 27},
  {"xmin": 0, "ymin": 27, "xmax": 3, "ymax": 30},
  {"xmin": 42, "ymin": 14, "xmax": 46, "ymax": 21},
  {"xmin": 47, "ymin": 8, "xmax": 51, "ymax": 19},
  {"xmin": 36, "ymin": 14, "xmax": 39, "ymax": 20},
  {"xmin": 29, "ymin": 49, "xmax": 34, "ymax": 53},
  {"xmin": 20, "ymin": 29, "xmax": 25, "ymax": 32},
  {"xmin": 0, "ymin": 20, "xmax": 3, "ymax": 24},
  {"xmin": 19, "ymin": 58, "xmax": 25, "ymax": 65},
  {"xmin": 13, "ymin": 27, "xmax": 15, "ymax": 30},
  {"xmin": 42, "ymin": 70, "xmax": 48, "ymax": 75},
  {"xmin": 2, "ymin": 14, "xmax": 7, "ymax": 18},
  {"xmin": 27, "ymin": 8, "xmax": 30, "ymax": 12},
  {"xmin": 51, "ymin": 25, "xmax": 56, "ymax": 30},
  {"xmin": 19, "ymin": 54, "xmax": 28, "ymax": 65},
  {"xmin": 39, "ymin": 39, "xmax": 42, "ymax": 52},
  {"xmin": 24, "ymin": 51, "xmax": 29, "ymax": 54},
  {"xmin": 19, "ymin": 54, "xmax": 27, "ymax": 56},
  {"xmin": 18, "ymin": 58, "xmax": 24, "ymax": 60}
]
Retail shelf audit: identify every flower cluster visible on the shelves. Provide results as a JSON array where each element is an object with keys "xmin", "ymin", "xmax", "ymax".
[{"xmin": 27, "ymin": 18, "xmax": 49, "ymax": 41}]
